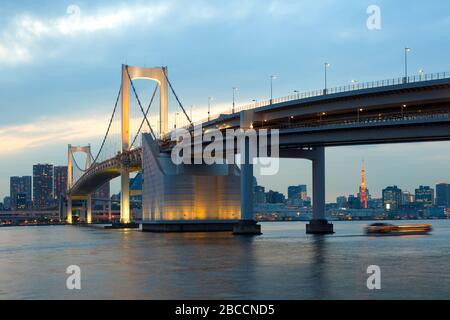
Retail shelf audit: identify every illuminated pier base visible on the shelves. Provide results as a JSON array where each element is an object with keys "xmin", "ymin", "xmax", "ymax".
[
  {"xmin": 67, "ymin": 197, "xmax": 73, "ymax": 224},
  {"xmin": 86, "ymin": 195, "xmax": 92, "ymax": 224},
  {"xmin": 141, "ymin": 133, "xmax": 240, "ymax": 232},
  {"xmin": 120, "ymin": 169, "xmax": 131, "ymax": 224}
]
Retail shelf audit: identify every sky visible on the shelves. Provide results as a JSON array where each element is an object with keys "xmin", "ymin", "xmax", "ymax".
[{"xmin": 0, "ymin": 0, "xmax": 449, "ymax": 202}]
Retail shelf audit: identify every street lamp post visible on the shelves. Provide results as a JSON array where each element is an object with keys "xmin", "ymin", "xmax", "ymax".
[
  {"xmin": 351, "ymin": 79, "xmax": 358, "ymax": 89},
  {"xmin": 319, "ymin": 112, "xmax": 326, "ymax": 123},
  {"xmin": 174, "ymin": 112, "xmax": 179, "ymax": 129},
  {"xmin": 232, "ymin": 87, "xmax": 238, "ymax": 113},
  {"xmin": 294, "ymin": 90, "xmax": 300, "ymax": 99},
  {"xmin": 404, "ymin": 47, "xmax": 411, "ymax": 83},
  {"xmin": 419, "ymin": 69, "xmax": 424, "ymax": 80},
  {"xmin": 208, "ymin": 97, "xmax": 213, "ymax": 121},
  {"xmin": 324, "ymin": 63, "xmax": 330, "ymax": 94},
  {"xmin": 270, "ymin": 75, "xmax": 277, "ymax": 104},
  {"xmin": 357, "ymin": 108, "xmax": 364, "ymax": 122}
]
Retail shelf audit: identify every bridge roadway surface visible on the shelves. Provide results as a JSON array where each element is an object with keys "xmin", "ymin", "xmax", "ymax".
[{"xmin": 69, "ymin": 77, "xmax": 450, "ymax": 197}]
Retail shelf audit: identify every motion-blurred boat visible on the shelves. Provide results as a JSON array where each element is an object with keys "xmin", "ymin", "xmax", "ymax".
[{"xmin": 365, "ymin": 223, "xmax": 432, "ymax": 236}]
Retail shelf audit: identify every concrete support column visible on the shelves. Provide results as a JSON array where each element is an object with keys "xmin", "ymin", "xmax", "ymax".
[
  {"xmin": 312, "ymin": 146, "xmax": 326, "ymax": 220},
  {"xmin": 307, "ymin": 146, "xmax": 334, "ymax": 234},
  {"xmin": 120, "ymin": 168, "xmax": 131, "ymax": 224},
  {"xmin": 240, "ymin": 137, "xmax": 254, "ymax": 221},
  {"xmin": 233, "ymin": 110, "xmax": 261, "ymax": 235},
  {"xmin": 87, "ymin": 195, "xmax": 92, "ymax": 224},
  {"xmin": 67, "ymin": 197, "xmax": 73, "ymax": 224}
]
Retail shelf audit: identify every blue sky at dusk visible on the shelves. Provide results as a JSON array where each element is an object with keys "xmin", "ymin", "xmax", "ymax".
[{"xmin": 0, "ymin": 0, "xmax": 449, "ymax": 201}]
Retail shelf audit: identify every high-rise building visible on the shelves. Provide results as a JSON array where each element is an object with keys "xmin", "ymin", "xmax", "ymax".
[
  {"xmin": 359, "ymin": 160, "xmax": 368, "ymax": 209},
  {"xmin": 33, "ymin": 164, "xmax": 54, "ymax": 209},
  {"xmin": 266, "ymin": 190, "xmax": 285, "ymax": 204},
  {"xmin": 348, "ymin": 194, "xmax": 361, "ymax": 209},
  {"xmin": 3, "ymin": 196, "xmax": 11, "ymax": 210},
  {"xmin": 415, "ymin": 185, "xmax": 434, "ymax": 207},
  {"xmin": 382, "ymin": 186, "xmax": 402, "ymax": 211},
  {"xmin": 90, "ymin": 181, "xmax": 111, "ymax": 210},
  {"xmin": 53, "ymin": 166, "xmax": 68, "ymax": 201},
  {"xmin": 254, "ymin": 185, "xmax": 266, "ymax": 204},
  {"xmin": 10, "ymin": 176, "xmax": 32, "ymax": 210},
  {"xmin": 436, "ymin": 183, "xmax": 450, "ymax": 207},
  {"xmin": 288, "ymin": 185, "xmax": 307, "ymax": 201},
  {"xmin": 252, "ymin": 177, "xmax": 266, "ymax": 204},
  {"xmin": 15, "ymin": 193, "xmax": 27, "ymax": 210},
  {"xmin": 94, "ymin": 182, "xmax": 110, "ymax": 199},
  {"xmin": 401, "ymin": 191, "xmax": 414, "ymax": 204},
  {"xmin": 336, "ymin": 196, "xmax": 348, "ymax": 208}
]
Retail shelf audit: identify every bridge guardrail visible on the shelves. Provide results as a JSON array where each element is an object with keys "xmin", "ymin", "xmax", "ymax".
[
  {"xmin": 172, "ymin": 71, "xmax": 450, "ymax": 134},
  {"xmin": 258, "ymin": 109, "xmax": 450, "ymax": 131},
  {"xmin": 69, "ymin": 148, "xmax": 143, "ymax": 195}
]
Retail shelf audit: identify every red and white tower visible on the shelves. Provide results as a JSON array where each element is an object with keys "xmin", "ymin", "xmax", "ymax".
[{"xmin": 360, "ymin": 160, "xmax": 368, "ymax": 209}]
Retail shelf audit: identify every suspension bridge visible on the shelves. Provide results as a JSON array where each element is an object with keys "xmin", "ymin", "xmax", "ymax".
[{"xmin": 65, "ymin": 65, "xmax": 450, "ymax": 234}]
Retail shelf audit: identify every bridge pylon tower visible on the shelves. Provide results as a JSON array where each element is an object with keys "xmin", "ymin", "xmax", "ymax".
[
  {"xmin": 120, "ymin": 64, "xmax": 168, "ymax": 224},
  {"xmin": 67, "ymin": 145, "xmax": 93, "ymax": 224}
]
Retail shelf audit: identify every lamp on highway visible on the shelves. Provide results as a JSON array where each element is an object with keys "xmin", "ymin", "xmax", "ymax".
[
  {"xmin": 294, "ymin": 90, "xmax": 300, "ymax": 99},
  {"xmin": 357, "ymin": 108, "xmax": 364, "ymax": 122},
  {"xmin": 232, "ymin": 87, "xmax": 238, "ymax": 113},
  {"xmin": 208, "ymin": 97, "xmax": 213, "ymax": 121},
  {"xmin": 404, "ymin": 47, "xmax": 411, "ymax": 83},
  {"xmin": 324, "ymin": 63, "xmax": 331, "ymax": 94},
  {"xmin": 401, "ymin": 104, "xmax": 407, "ymax": 117},
  {"xmin": 319, "ymin": 112, "xmax": 326, "ymax": 123},
  {"xmin": 174, "ymin": 112, "xmax": 179, "ymax": 129},
  {"xmin": 419, "ymin": 69, "xmax": 424, "ymax": 80},
  {"xmin": 351, "ymin": 79, "xmax": 358, "ymax": 89},
  {"xmin": 270, "ymin": 75, "xmax": 277, "ymax": 104}
]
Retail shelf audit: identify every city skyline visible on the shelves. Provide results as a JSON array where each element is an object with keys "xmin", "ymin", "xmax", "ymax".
[
  {"xmin": 1, "ymin": 1, "xmax": 450, "ymax": 201},
  {"xmin": 0, "ymin": 1, "xmax": 450, "ymax": 303},
  {"xmin": 2, "ymin": 158, "xmax": 448, "ymax": 208}
]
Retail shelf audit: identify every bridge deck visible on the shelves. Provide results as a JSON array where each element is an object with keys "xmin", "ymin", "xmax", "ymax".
[{"xmin": 69, "ymin": 75, "xmax": 450, "ymax": 198}]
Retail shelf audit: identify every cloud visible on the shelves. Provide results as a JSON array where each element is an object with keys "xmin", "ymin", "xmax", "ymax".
[
  {"xmin": 0, "ymin": 98, "xmax": 246, "ymax": 156},
  {"xmin": 0, "ymin": 110, "xmax": 166, "ymax": 155},
  {"xmin": 0, "ymin": 113, "xmax": 108, "ymax": 154},
  {"xmin": 0, "ymin": 2, "xmax": 171, "ymax": 65},
  {"xmin": 0, "ymin": 0, "xmax": 341, "ymax": 66}
]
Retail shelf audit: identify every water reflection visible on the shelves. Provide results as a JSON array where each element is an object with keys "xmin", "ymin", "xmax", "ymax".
[
  {"xmin": 0, "ymin": 221, "xmax": 449, "ymax": 299},
  {"xmin": 309, "ymin": 235, "xmax": 328, "ymax": 299}
]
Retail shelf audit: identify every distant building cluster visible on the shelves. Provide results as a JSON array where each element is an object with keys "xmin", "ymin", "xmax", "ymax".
[
  {"xmin": 328, "ymin": 162, "xmax": 449, "ymax": 220},
  {"xmin": 329, "ymin": 183, "xmax": 450, "ymax": 220},
  {"xmin": 251, "ymin": 160, "xmax": 450, "ymax": 222},
  {"xmin": 1, "ymin": 163, "xmax": 110, "ymax": 212},
  {"xmin": 253, "ymin": 177, "xmax": 312, "ymax": 221},
  {"xmin": 1, "ymin": 159, "xmax": 448, "ymax": 223},
  {"xmin": 2, "ymin": 164, "xmax": 68, "ymax": 210}
]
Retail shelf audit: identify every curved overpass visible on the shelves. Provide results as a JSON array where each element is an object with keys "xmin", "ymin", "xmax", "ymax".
[
  {"xmin": 68, "ymin": 148, "xmax": 142, "ymax": 198},
  {"xmin": 69, "ymin": 75, "xmax": 450, "ymax": 199}
]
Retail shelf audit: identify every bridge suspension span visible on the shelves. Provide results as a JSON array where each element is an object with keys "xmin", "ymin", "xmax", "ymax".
[
  {"xmin": 65, "ymin": 65, "xmax": 192, "ymax": 224},
  {"xmin": 64, "ymin": 65, "xmax": 450, "ymax": 235}
]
